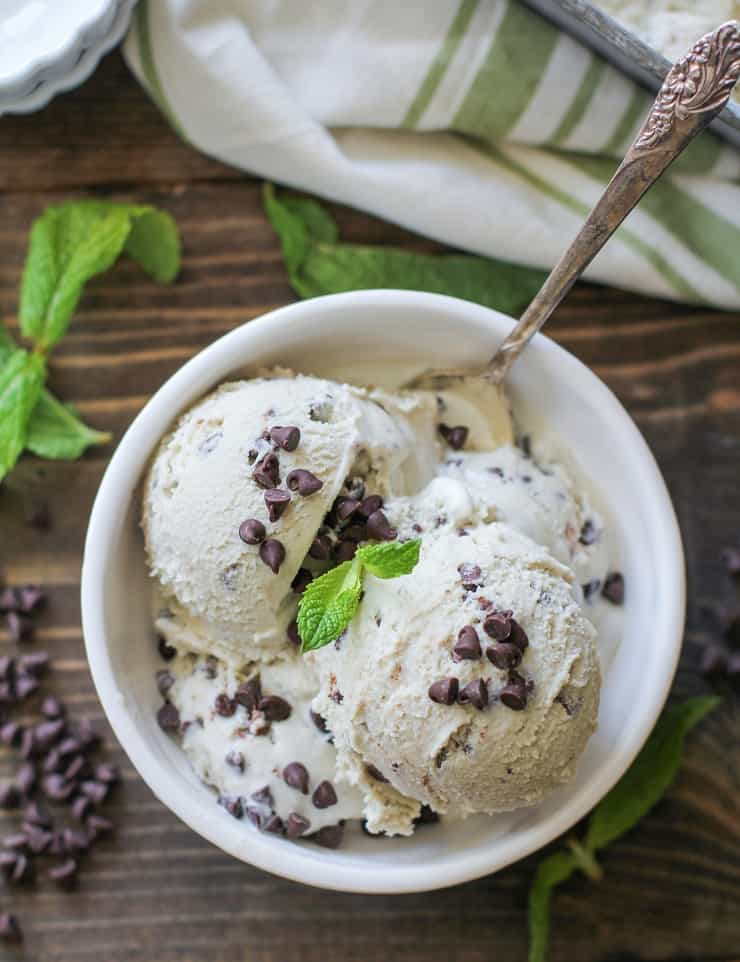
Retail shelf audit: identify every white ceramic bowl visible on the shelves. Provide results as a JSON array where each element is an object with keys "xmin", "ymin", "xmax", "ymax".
[{"xmin": 81, "ymin": 291, "xmax": 685, "ymax": 893}]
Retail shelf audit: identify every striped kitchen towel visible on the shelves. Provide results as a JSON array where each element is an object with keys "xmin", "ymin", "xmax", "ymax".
[{"xmin": 125, "ymin": 0, "xmax": 740, "ymax": 309}]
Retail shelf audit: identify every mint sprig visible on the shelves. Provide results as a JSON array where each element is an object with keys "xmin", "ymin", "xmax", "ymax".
[
  {"xmin": 0, "ymin": 199, "xmax": 180, "ymax": 481},
  {"xmin": 263, "ymin": 184, "xmax": 547, "ymax": 315},
  {"xmin": 298, "ymin": 538, "xmax": 421, "ymax": 653},
  {"xmin": 528, "ymin": 695, "xmax": 720, "ymax": 962}
]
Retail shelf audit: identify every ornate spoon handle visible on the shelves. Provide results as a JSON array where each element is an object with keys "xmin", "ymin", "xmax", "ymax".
[{"xmin": 482, "ymin": 21, "xmax": 740, "ymax": 384}]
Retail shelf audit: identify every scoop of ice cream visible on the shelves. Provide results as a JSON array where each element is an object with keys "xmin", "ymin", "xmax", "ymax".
[
  {"xmin": 143, "ymin": 375, "xmax": 440, "ymax": 664},
  {"xmin": 310, "ymin": 522, "xmax": 600, "ymax": 835},
  {"xmin": 165, "ymin": 652, "xmax": 364, "ymax": 834},
  {"xmin": 389, "ymin": 442, "xmax": 610, "ymax": 603}
]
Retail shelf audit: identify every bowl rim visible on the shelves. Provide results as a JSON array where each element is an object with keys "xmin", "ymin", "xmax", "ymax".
[{"xmin": 81, "ymin": 289, "xmax": 685, "ymax": 894}]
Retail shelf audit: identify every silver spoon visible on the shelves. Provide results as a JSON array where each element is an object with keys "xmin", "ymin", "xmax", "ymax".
[{"xmin": 406, "ymin": 21, "xmax": 740, "ymax": 391}]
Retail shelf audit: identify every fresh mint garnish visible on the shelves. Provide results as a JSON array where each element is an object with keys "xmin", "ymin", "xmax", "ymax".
[
  {"xmin": 298, "ymin": 538, "xmax": 421, "ymax": 653},
  {"xmin": 263, "ymin": 183, "xmax": 546, "ymax": 315},
  {"xmin": 528, "ymin": 695, "xmax": 720, "ymax": 962},
  {"xmin": 0, "ymin": 199, "xmax": 180, "ymax": 481}
]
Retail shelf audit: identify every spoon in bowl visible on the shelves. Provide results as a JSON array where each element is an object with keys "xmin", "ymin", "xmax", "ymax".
[{"xmin": 406, "ymin": 20, "xmax": 740, "ymax": 391}]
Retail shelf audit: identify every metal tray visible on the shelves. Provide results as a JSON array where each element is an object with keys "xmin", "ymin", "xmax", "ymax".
[{"xmin": 520, "ymin": 0, "xmax": 740, "ymax": 149}]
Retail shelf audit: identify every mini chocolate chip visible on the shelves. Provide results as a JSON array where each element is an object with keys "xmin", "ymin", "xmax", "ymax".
[
  {"xmin": 250, "ymin": 785, "xmax": 274, "ymax": 808},
  {"xmin": 283, "ymin": 762, "xmax": 309, "ymax": 794},
  {"xmin": 335, "ymin": 497, "xmax": 360, "ymax": 522},
  {"xmin": 0, "ymin": 721, "xmax": 21, "ymax": 746},
  {"xmin": 500, "ymin": 673, "xmax": 528, "ymax": 711},
  {"xmin": 156, "ymin": 670, "xmax": 175, "ymax": 696},
  {"xmin": 458, "ymin": 678, "xmax": 488, "ymax": 710},
  {"xmin": 291, "ymin": 568, "xmax": 313, "ymax": 594},
  {"xmin": 508, "ymin": 619, "xmax": 529, "ymax": 651},
  {"xmin": 366, "ymin": 509, "xmax": 397, "ymax": 541},
  {"xmin": 253, "ymin": 451, "xmax": 280, "ymax": 489},
  {"xmin": 287, "ymin": 619, "xmax": 301, "ymax": 646},
  {"xmin": 356, "ymin": 495, "xmax": 383, "ymax": 519},
  {"xmin": 314, "ymin": 823, "xmax": 344, "ymax": 848},
  {"xmin": 157, "ymin": 703, "xmax": 181, "ymax": 733},
  {"xmin": 270, "ymin": 426, "xmax": 300, "ymax": 451},
  {"xmin": 214, "ymin": 693, "xmax": 236, "ymax": 717},
  {"xmin": 700, "ymin": 645, "xmax": 727, "ymax": 676},
  {"xmin": 48, "ymin": 858, "xmax": 78, "ymax": 888},
  {"xmin": 438, "ymin": 423, "xmax": 468, "ymax": 450},
  {"xmin": 10, "ymin": 853, "xmax": 33, "ymax": 884},
  {"xmin": 0, "ymin": 852, "xmax": 17, "ymax": 877},
  {"xmin": 63, "ymin": 827, "xmax": 89, "ymax": 854},
  {"xmin": 0, "ymin": 588, "xmax": 19, "ymax": 613},
  {"xmin": 486, "ymin": 642, "xmax": 523, "ymax": 670},
  {"xmin": 0, "ymin": 655, "xmax": 14, "ymax": 680},
  {"xmin": 157, "ymin": 635, "xmax": 177, "ymax": 661},
  {"xmin": 64, "ymin": 757, "xmax": 87, "ymax": 782},
  {"xmin": 225, "ymin": 750, "xmax": 245, "ymax": 773},
  {"xmin": 3, "ymin": 833, "xmax": 28, "ymax": 851},
  {"xmin": 235, "ymin": 677, "xmax": 262, "ymax": 714},
  {"xmin": 15, "ymin": 673, "xmax": 40, "ymax": 700},
  {"xmin": 219, "ymin": 794, "xmax": 244, "ymax": 819},
  {"xmin": 18, "ymin": 585, "xmax": 44, "ymax": 614},
  {"xmin": 428, "ymin": 678, "xmax": 459, "ymax": 705},
  {"xmin": 48, "ymin": 831, "xmax": 66, "ymax": 856},
  {"xmin": 86, "ymin": 815, "xmax": 114, "ymax": 841},
  {"xmin": 333, "ymin": 541, "xmax": 357, "ymax": 563},
  {"xmin": 42, "ymin": 774, "xmax": 75, "ymax": 802},
  {"xmin": 35, "ymin": 719, "xmax": 66, "ymax": 751},
  {"xmin": 415, "ymin": 805, "xmax": 440, "ymax": 826},
  {"xmin": 287, "ymin": 469, "xmax": 323, "ymax": 496},
  {"xmin": 24, "ymin": 801, "xmax": 51, "ymax": 828},
  {"xmin": 582, "ymin": 579, "xmax": 601, "ymax": 602},
  {"xmin": 457, "ymin": 563, "xmax": 482, "ymax": 590},
  {"xmin": 26, "ymin": 827, "xmax": 53, "ymax": 855},
  {"xmin": 41, "ymin": 695, "xmax": 64, "ymax": 719},
  {"xmin": 263, "ymin": 814, "xmax": 285, "ymax": 835},
  {"xmin": 6, "ymin": 611, "xmax": 33, "ymax": 643},
  {"xmin": 308, "ymin": 534, "xmax": 332, "ymax": 560},
  {"xmin": 71, "ymin": 795, "xmax": 92, "ymax": 821},
  {"xmin": 312, "ymin": 780, "xmax": 338, "ymax": 809},
  {"xmin": 76, "ymin": 718, "xmax": 101, "ymax": 751},
  {"xmin": 57, "ymin": 736, "xmax": 81, "ymax": 758},
  {"xmin": 721, "ymin": 546, "xmax": 740, "ymax": 576},
  {"xmin": 264, "ymin": 488, "xmax": 292, "ymax": 522},
  {"xmin": 259, "ymin": 538, "xmax": 286, "ymax": 574},
  {"xmin": 0, "ymin": 913, "xmax": 22, "ymax": 943},
  {"xmin": 579, "ymin": 520, "xmax": 599, "ymax": 545},
  {"xmin": 310, "ymin": 710, "xmax": 328, "ymax": 734},
  {"xmin": 483, "ymin": 610, "xmax": 512, "ymax": 641},
  {"xmin": 602, "ymin": 572, "xmax": 625, "ymax": 605},
  {"xmin": 80, "ymin": 780, "xmax": 109, "ymax": 805},
  {"xmin": 727, "ymin": 652, "xmax": 740, "ymax": 677},
  {"xmin": 365, "ymin": 764, "xmax": 388, "ymax": 783},
  {"xmin": 339, "ymin": 524, "xmax": 366, "ymax": 544},
  {"xmin": 15, "ymin": 762, "xmax": 36, "ymax": 797},
  {"xmin": 453, "ymin": 626, "xmax": 482, "ymax": 661},
  {"xmin": 259, "ymin": 695, "xmax": 292, "ymax": 722},
  {"xmin": 285, "ymin": 812, "xmax": 311, "ymax": 837},
  {"xmin": 43, "ymin": 749, "xmax": 62, "ymax": 774},
  {"xmin": 239, "ymin": 518, "xmax": 266, "ymax": 545}
]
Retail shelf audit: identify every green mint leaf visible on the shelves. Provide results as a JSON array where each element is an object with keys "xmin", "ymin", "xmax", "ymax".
[
  {"xmin": 527, "ymin": 851, "xmax": 578, "ymax": 962},
  {"xmin": 528, "ymin": 851, "xmax": 578, "ymax": 962},
  {"xmin": 298, "ymin": 559, "xmax": 363, "ymax": 652},
  {"xmin": 26, "ymin": 392, "xmax": 111, "ymax": 460},
  {"xmin": 264, "ymin": 184, "xmax": 546, "ymax": 314},
  {"xmin": 0, "ymin": 349, "xmax": 46, "ymax": 480},
  {"xmin": 585, "ymin": 695, "xmax": 721, "ymax": 853},
  {"xmin": 19, "ymin": 200, "xmax": 181, "ymax": 349},
  {"xmin": 0, "ymin": 324, "xmax": 14, "ymax": 363},
  {"xmin": 356, "ymin": 538, "xmax": 421, "ymax": 579},
  {"xmin": 124, "ymin": 208, "xmax": 181, "ymax": 283}
]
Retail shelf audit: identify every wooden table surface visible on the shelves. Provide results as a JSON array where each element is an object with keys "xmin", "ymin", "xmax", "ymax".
[{"xmin": 0, "ymin": 50, "xmax": 738, "ymax": 962}]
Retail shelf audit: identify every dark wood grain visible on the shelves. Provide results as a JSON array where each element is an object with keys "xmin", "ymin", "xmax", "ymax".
[{"xmin": 0, "ymin": 50, "xmax": 739, "ymax": 962}]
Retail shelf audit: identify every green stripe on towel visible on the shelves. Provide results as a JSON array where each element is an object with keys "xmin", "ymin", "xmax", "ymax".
[
  {"xmin": 403, "ymin": 0, "xmax": 481, "ymax": 128},
  {"xmin": 453, "ymin": 2, "xmax": 559, "ymax": 141},
  {"xmin": 550, "ymin": 59, "xmax": 606, "ymax": 147}
]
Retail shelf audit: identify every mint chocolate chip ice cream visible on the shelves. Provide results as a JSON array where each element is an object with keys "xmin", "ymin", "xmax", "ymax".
[{"xmin": 144, "ymin": 369, "xmax": 620, "ymax": 843}]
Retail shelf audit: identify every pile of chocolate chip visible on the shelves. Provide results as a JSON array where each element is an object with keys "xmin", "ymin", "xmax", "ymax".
[
  {"xmin": 240, "ymin": 424, "xmax": 324, "ymax": 575},
  {"xmin": 0, "ymin": 584, "xmax": 117, "ymax": 943}
]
